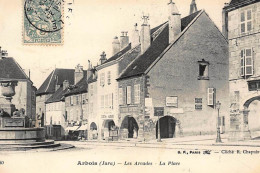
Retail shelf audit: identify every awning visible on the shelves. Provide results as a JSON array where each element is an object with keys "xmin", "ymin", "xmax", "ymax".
[
  {"xmin": 65, "ymin": 126, "xmax": 80, "ymax": 131},
  {"xmin": 78, "ymin": 124, "xmax": 88, "ymax": 131}
]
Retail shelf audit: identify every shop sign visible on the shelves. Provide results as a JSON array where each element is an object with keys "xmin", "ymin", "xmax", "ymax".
[
  {"xmin": 154, "ymin": 107, "xmax": 164, "ymax": 116},
  {"xmin": 166, "ymin": 96, "xmax": 178, "ymax": 107}
]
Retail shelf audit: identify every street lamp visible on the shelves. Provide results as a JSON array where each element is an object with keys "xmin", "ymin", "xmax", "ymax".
[{"xmin": 216, "ymin": 101, "xmax": 222, "ymax": 143}]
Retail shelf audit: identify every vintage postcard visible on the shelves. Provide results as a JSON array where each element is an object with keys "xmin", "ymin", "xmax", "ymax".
[{"xmin": 0, "ymin": 0, "xmax": 260, "ymax": 173}]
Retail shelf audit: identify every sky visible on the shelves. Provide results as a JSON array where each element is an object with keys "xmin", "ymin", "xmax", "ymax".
[{"xmin": 0, "ymin": 0, "xmax": 229, "ymax": 88}]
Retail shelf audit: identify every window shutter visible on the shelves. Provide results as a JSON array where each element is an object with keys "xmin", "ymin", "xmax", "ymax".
[
  {"xmin": 134, "ymin": 84, "xmax": 140, "ymax": 104},
  {"xmin": 105, "ymin": 94, "xmax": 108, "ymax": 108},
  {"xmin": 119, "ymin": 88, "xmax": 123, "ymax": 105},
  {"xmin": 127, "ymin": 86, "xmax": 131, "ymax": 104},
  {"xmin": 241, "ymin": 49, "xmax": 245, "ymax": 76},
  {"xmin": 207, "ymin": 88, "xmax": 215, "ymax": 106},
  {"xmin": 107, "ymin": 71, "xmax": 111, "ymax": 85},
  {"xmin": 245, "ymin": 48, "xmax": 253, "ymax": 76}
]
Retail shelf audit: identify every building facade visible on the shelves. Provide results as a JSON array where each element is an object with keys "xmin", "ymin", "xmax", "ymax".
[
  {"xmin": 0, "ymin": 47, "xmax": 36, "ymax": 122},
  {"xmin": 117, "ymin": 1, "xmax": 229, "ymax": 141},
  {"xmin": 223, "ymin": 0, "xmax": 260, "ymax": 141}
]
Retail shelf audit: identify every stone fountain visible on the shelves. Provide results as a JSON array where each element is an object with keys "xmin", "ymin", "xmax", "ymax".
[{"xmin": 0, "ymin": 80, "xmax": 73, "ymax": 151}]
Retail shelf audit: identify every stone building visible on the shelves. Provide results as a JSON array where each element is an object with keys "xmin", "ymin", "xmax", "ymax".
[
  {"xmin": 44, "ymin": 80, "xmax": 69, "ymax": 139},
  {"xmin": 223, "ymin": 0, "xmax": 260, "ymax": 141},
  {"xmin": 95, "ymin": 21, "xmax": 166, "ymax": 140},
  {"xmin": 36, "ymin": 68, "xmax": 75, "ymax": 127},
  {"xmin": 0, "ymin": 47, "xmax": 36, "ymax": 123},
  {"xmin": 117, "ymin": 1, "xmax": 229, "ymax": 141}
]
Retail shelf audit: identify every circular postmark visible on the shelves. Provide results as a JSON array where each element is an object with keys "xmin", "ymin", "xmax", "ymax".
[{"xmin": 24, "ymin": 0, "xmax": 63, "ymax": 33}]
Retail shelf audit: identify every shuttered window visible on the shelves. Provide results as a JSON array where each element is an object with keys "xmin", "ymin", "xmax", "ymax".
[
  {"xmin": 127, "ymin": 86, "xmax": 131, "ymax": 104},
  {"xmin": 119, "ymin": 88, "xmax": 123, "ymax": 105},
  {"xmin": 100, "ymin": 73, "xmax": 105, "ymax": 86},
  {"xmin": 207, "ymin": 88, "xmax": 215, "ymax": 106},
  {"xmin": 107, "ymin": 71, "xmax": 111, "ymax": 85},
  {"xmin": 108, "ymin": 93, "xmax": 113, "ymax": 109},
  {"xmin": 134, "ymin": 84, "xmax": 140, "ymax": 104},
  {"xmin": 241, "ymin": 48, "xmax": 253, "ymax": 76}
]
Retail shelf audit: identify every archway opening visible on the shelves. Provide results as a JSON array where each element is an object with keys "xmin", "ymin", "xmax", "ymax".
[
  {"xmin": 90, "ymin": 122, "xmax": 97, "ymax": 130},
  {"xmin": 103, "ymin": 119, "xmax": 115, "ymax": 130},
  {"xmin": 156, "ymin": 116, "xmax": 176, "ymax": 139},
  {"xmin": 247, "ymin": 100, "xmax": 260, "ymax": 139},
  {"xmin": 120, "ymin": 116, "xmax": 139, "ymax": 138}
]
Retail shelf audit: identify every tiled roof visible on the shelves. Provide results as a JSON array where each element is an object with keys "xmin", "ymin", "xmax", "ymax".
[
  {"xmin": 226, "ymin": 0, "xmax": 260, "ymax": 9},
  {"xmin": 118, "ymin": 11, "xmax": 202, "ymax": 80},
  {"xmin": 45, "ymin": 87, "xmax": 68, "ymax": 103},
  {"xmin": 0, "ymin": 57, "xmax": 30, "ymax": 81},
  {"xmin": 102, "ymin": 44, "xmax": 132, "ymax": 64},
  {"xmin": 36, "ymin": 68, "xmax": 77, "ymax": 96},
  {"xmin": 64, "ymin": 76, "xmax": 89, "ymax": 97},
  {"xmin": 101, "ymin": 22, "xmax": 170, "ymax": 67}
]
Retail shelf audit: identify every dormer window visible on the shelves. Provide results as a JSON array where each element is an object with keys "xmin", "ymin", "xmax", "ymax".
[{"xmin": 198, "ymin": 59, "xmax": 209, "ymax": 80}]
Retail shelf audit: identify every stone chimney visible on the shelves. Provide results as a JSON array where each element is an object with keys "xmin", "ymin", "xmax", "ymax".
[
  {"xmin": 131, "ymin": 23, "xmax": 140, "ymax": 47},
  {"xmin": 189, "ymin": 0, "xmax": 198, "ymax": 15},
  {"xmin": 168, "ymin": 0, "xmax": 181, "ymax": 44},
  {"xmin": 112, "ymin": 36, "xmax": 120, "ymax": 55},
  {"xmin": 63, "ymin": 80, "xmax": 69, "ymax": 90},
  {"xmin": 87, "ymin": 60, "xmax": 93, "ymax": 81},
  {"xmin": 99, "ymin": 51, "xmax": 107, "ymax": 65},
  {"xmin": 74, "ymin": 64, "xmax": 84, "ymax": 84},
  {"xmin": 120, "ymin": 32, "xmax": 129, "ymax": 50},
  {"xmin": 140, "ymin": 15, "xmax": 151, "ymax": 54},
  {"xmin": 222, "ymin": 3, "xmax": 229, "ymax": 39}
]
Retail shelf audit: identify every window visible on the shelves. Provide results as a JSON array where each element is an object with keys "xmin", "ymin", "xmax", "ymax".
[
  {"xmin": 134, "ymin": 84, "xmax": 140, "ymax": 104},
  {"xmin": 108, "ymin": 93, "xmax": 113, "ymax": 109},
  {"xmin": 207, "ymin": 88, "xmax": 215, "ymax": 106},
  {"xmin": 105, "ymin": 94, "xmax": 109, "ymax": 108},
  {"xmin": 198, "ymin": 59, "xmax": 209, "ymax": 80},
  {"xmin": 241, "ymin": 48, "xmax": 253, "ymax": 76},
  {"xmin": 241, "ymin": 10, "xmax": 252, "ymax": 33},
  {"xmin": 107, "ymin": 71, "xmax": 111, "ymax": 85},
  {"xmin": 127, "ymin": 86, "xmax": 131, "ymax": 104},
  {"xmin": 70, "ymin": 96, "xmax": 73, "ymax": 105},
  {"xmin": 82, "ymin": 94, "xmax": 86, "ymax": 104},
  {"xmin": 100, "ymin": 73, "xmax": 105, "ymax": 86},
  {"xmin": 75, "ymin": 96, "xmax": 79, "ymax": 105},
  {"xmin": 119, "ymin": 88, "xmax": 123, "ymax": 105},
  {"xmin": 101, "ymin": 95, "xmax": 104, "ymax": 108}
]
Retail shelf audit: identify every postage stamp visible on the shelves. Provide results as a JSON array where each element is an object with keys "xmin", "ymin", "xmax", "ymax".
[{"xmin": 23, "ymin": 0, "xmax": 64, "ymax": 45}]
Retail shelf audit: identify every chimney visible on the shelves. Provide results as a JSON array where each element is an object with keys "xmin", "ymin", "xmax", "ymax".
[
  {"xmin": 131, "ymin": 23, "xmax": 140, "ymax": 47},
  {"xmin": 168, "ymin": 0, "xmax": 181, "ymax": 44},
  {"xmin": 23, "ymin": 69, "xmax": 31, "ymax": 79},
  {"xmin": 120, "ymin": 31, "xmax": 129, "ymax": 50},
  {"xmin": 99, "ymin": 51, "xmax": 107, "ymax": 65},
  {"xmin": 63, "ymin": 80, "xmax": 69, "ymax": 90},
  {"xmin": 222, "ymin": 3, "xmax": 229, "ymax": 39},
  {"xmin": 140, "ymin": 15, "xmax": 151, "ymax": 54},
  {"xmin": 87, "ymin": 60, "xmax": 93, "ymax": 80},
  {"xmin": 74, "ymin": 64, "xmax": 84, "ymax": 84},
  {"xmin": 112, "ymin": 36, "xmax": 120, "ymax": 55},
  {"xmin": 189, "ymin": 0, "xmax": 198, "ymax": 15}
]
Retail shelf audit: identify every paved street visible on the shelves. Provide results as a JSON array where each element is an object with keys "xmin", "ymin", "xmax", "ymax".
[{"xmin": 1, "ymin": 138, "xmax": 260, "ymax": 173}]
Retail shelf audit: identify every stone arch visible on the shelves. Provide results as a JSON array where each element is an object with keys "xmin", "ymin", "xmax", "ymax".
[
  {"xmin": 120, "ymin": 115, "xmax": 139, "ymax": 139},
  {"xmin": 242, "ymin": 95, "xmax": 260, "ymax": 139},
  {"xmin": 156, "ymin": 116, "xmax": 177, "ymax": 139},
  {"xmin": 90, "ymin": 122, "xmax": 97, "ymax": 130}
]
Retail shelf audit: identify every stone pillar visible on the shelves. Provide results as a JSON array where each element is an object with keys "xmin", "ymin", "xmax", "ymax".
[{"xmin": 241, "ymin": 108, "xmax": 251, "ymax": 140}]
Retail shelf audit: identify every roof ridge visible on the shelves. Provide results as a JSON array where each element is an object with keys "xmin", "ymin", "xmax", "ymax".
[
  {"xmin": 10, "ymin": 57, "xmax": 32, "ymax": 84},
  {"xmin": 45, "ymin": 69, "xmax": 55, "ymax": 93}
]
